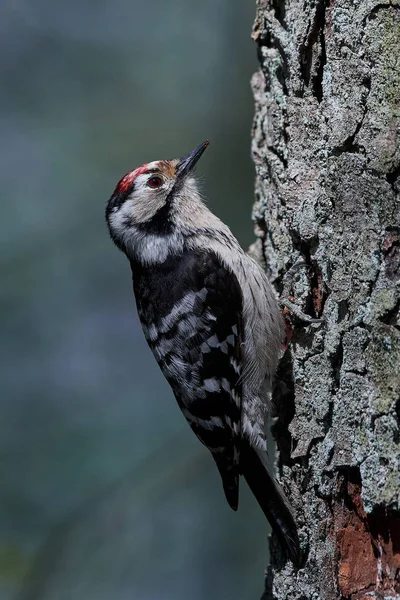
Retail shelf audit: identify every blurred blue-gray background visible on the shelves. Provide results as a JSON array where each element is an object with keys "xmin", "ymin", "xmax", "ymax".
[{"xmin": 0, "ymin": 1, "xmax": 268, "ymax": 598}]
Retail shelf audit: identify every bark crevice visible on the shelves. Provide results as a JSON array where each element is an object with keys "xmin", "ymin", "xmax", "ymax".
[{"xmin": 251, "ymin": 0, "xmax": 400, "ymax": 597}]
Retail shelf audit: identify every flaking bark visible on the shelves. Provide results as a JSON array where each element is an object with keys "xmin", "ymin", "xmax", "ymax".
[{"xmin": 250, "ymin": 1, "xmax": 400, "ymax": 598}]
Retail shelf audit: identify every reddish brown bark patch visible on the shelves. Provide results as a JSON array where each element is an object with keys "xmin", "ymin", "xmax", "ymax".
[
  {"xmin": 311, "ymin": 266, "xmax": 325, "ymax": 316},
  {"xmin": 337, "ymin": 525, "xmax": 377, "ymax": 596},
  {"xmin": 369, "ymin": 508, "xmax": 400, "ymax": 596},
  {"xmin": 383, "ymin": 227, "xmax": 400, "ymax": 282},
  {"xmin": 334, "ymin": 470, "xmax": 400, "ymax": 598}
]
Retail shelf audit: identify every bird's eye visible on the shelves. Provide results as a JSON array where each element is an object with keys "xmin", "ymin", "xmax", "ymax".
[{"xmin": 147, "ymin": 176, "xmax": 163, "ymax": 189}]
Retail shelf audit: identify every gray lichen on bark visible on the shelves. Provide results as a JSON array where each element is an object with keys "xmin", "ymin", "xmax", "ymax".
[{"xmin": 251, "ymin": 1, "xmax": 400, "ymax": 598}]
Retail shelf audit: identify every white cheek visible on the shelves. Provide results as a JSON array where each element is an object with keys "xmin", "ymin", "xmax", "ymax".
[
  {"xmin": 108, "ymin": 176, "xmax": 183, "ymax": 264},
  {"xmin": 108, "ymin": 210, "xmax": 126, "ymax": 237},
  {"xmin": 109, "ymin": 208, "xmax": 184, "ymax": 264},
  {"xmin": 108, "ymin": 200, "xmax": 134, "ymax": 236}
]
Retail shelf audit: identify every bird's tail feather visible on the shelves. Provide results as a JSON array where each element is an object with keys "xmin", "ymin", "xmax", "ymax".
[{"xmin": 240, "ymin": 442, "xmax": 301, "ymax": 566}]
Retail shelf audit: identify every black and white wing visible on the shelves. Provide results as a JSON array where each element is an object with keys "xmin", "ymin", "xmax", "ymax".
[{"xmin": 131, "ymin": 249, "xmax": 244, "ymax": 510}]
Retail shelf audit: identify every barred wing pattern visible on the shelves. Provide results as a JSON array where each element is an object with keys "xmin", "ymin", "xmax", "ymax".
[{"xmin": 131, "ymin": 249, "xmax": 243, "ymax": 510}]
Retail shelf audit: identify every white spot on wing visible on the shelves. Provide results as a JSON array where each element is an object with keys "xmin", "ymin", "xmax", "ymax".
[
  {"xmin": 177, "ymin": 314, "xmax": 198, "ymax": 334},
  {"xmin": 203, "ymin": 378, "xmax": 221, "ymax": 393},
  {"xmin": 200, "ymin": 342, "xmax": 211, "ymax": 354},
  {"xmin": 159, "ymin": 291, "xmax": 204, "ymax": 334},
  {"xmin": 143, "ymin": 323, "xmax": 158, "ymax": 342},
  {"xmin": 226, "ymin": 334, "xmax": 235, "ymax": 346},
  {"xmin": 219, "ymin": 340, "xmax": 228, "ymax": 354},
  {"xmin": 207, "ymin": 334, "xmax": 220, "ymax": 348},
  {"xmin": 221, "ymin": 378, "xmax": 231, "ymax": 392}
]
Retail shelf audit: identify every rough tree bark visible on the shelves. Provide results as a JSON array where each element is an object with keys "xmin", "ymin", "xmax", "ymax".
[{"xmin": 250, "ymin": 1, "xmax": 400, "ymax": 598}]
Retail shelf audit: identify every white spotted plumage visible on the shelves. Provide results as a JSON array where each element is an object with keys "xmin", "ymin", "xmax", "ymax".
[{"xmin": 105, "ymin": 142, "xmax": 301, "ymax": 564}]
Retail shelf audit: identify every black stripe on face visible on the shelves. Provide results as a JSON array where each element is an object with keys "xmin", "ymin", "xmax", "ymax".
[{"xmin": 134, "ymin": 198, "xmax": 175, "ymax": 236}]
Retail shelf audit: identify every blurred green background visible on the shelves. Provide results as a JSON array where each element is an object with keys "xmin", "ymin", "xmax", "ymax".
[{"xmin": 0, "ymin": 1, "xmax": 269, "ymax": 598}]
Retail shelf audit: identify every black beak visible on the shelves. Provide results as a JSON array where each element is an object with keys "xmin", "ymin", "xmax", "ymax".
[{"xmin": 176, "ymin": 140, "xmax": 210, "ymax": 179}]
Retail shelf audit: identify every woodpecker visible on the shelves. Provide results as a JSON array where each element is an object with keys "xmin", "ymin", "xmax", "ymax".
[{"xmin": 105, "ymin": 141, "xmax": 300, "ymax": 565}]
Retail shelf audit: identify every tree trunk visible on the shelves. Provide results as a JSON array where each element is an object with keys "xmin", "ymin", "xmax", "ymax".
[{"xmin": 250, "ymin": 1, "xmax": 400, "ymax": 598}]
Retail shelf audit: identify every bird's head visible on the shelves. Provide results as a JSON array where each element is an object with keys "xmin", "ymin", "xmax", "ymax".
[{"xmin": 106, "ymin": 141, "xmax": 209, "ymax": 252}]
